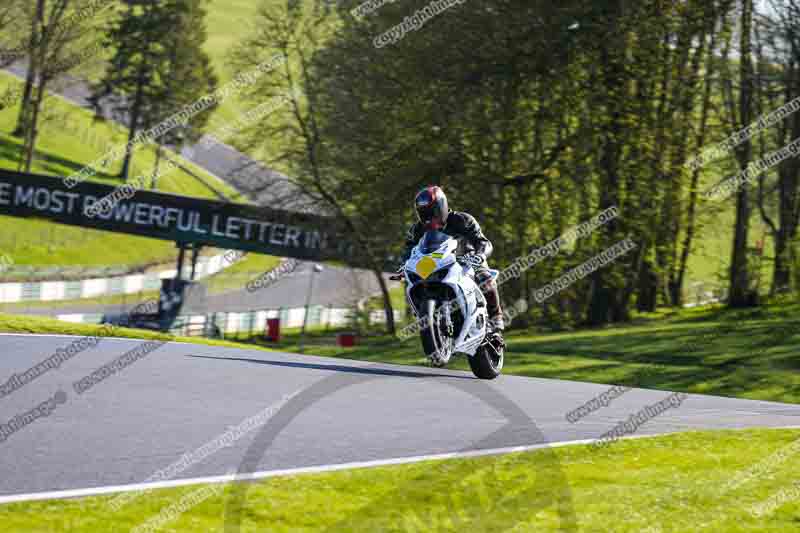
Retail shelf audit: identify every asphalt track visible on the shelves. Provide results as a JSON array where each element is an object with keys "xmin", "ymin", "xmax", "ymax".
[{"xmin": 0, "ymin": 334, "xmax": 799, "ymax": 501}]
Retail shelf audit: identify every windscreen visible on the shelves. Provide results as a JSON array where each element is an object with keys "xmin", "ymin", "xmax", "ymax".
[{"xmin": 419, "ymin": 231, "xmax": 451, "ymax": 254}]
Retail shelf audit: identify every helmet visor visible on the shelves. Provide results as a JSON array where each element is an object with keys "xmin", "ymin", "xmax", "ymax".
[{"xmin": 416, "ymin": 202, "xmax": 436, "ymax": 223}]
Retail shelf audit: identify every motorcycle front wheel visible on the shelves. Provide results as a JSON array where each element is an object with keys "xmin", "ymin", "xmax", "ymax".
[
  {"xmin": 469, "ymin": 337, "xmax": 504, "ymax": 380},
  {"xmin": 420, "ymin": 299, "xmax": 453, "ymax": 366}
]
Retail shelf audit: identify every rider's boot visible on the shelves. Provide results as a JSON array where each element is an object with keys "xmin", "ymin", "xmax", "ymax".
[
  {"xmin": 489, "ymin": 316, "xmax": 505, "ymax": 348},
  {"xmin": 478, "ymin": 273, "xmax": 505, "ymax": 345},
  {"xmin": 490, "ymin": 316, "xmax": 505, "ymax": 332}
]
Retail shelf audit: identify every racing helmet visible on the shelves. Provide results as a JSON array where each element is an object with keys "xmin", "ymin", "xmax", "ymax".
[{"xmin": 414, "ymin": 186, "xmax": 449, "ymax": 230}]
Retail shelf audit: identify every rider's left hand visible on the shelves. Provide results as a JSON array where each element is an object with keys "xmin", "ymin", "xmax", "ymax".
[{"xmin": 467, "ymin": 253, "xmax": 485, "ymax": 268}]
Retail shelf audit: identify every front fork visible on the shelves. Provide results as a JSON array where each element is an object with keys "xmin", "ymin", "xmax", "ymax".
[
  {"xmin": 439, "ymin": 300, "xmax": 455, "ymax": 337},
  {"xmin": 425, "ymin": 299, "xmax": 455, "ymax": 365},
  {"xmin": 407, "ymin": 289, "xmax": 455, "ymax": 337}
]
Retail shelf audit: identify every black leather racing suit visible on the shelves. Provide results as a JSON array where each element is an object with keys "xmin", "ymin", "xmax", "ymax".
[{"xmin": 401, "ymin": 211, "xmax": 504, "ymax": 329}]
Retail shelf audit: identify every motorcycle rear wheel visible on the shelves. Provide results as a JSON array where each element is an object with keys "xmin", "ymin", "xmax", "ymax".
[{"xmin": 469, "ymin": 338, "xmax": 504, "ymax": 379}]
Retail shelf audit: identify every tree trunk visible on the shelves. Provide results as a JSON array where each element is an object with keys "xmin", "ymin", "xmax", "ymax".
[
  {"xmin": 121, "ymin": 63, "xmax": 148, "ymax": 181},
  {"xmin": 20, "ymin": 12, "xmax": 51, "ymax": 174},
  {"xmin": 588, "ymin": 1, "xmax": 625, "ymax": 326},
  {"xmin": 374, "ymin": 270, "xmax": 395, "ymax": 335},
  {"xmin": 729, "ymin": 0, "xmax": 754, "ymax": 308},
  {"xmin": 674, "ymin": 22, "xmax": 718, "ymax": 307},
  {"xmin": 772, "ymin": 157, "xmax": 800, "ymax": 294},
  {"xmin": 772, "ymin": 230, "xmax": 792, "ymax": 293},
  {"xmin": 637, "ymin": 260, "xmax": 658, "ymax": 312},
  {"xmin": 729, "ymin": 172, "xmax": 753, "ymax": 305},
  {"xmin": 588, "ymin": 283, "xmax": 612, "ymax": 325},
  {"xmin": 21, "ymin": 78, "xmax": 46, "ymax": 172},
  {"xmin": 13, "ymin": 0, "xmax": 44, "ymax": 139},
  {"xmin": 151, "ymin": 143, "xmax": 163, "ymax": 189}
]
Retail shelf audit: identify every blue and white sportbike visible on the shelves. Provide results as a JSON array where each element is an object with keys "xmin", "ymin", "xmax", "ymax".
[{"xmin": 393, "ymin": 230, "xmax": 504, "ymax": 379}]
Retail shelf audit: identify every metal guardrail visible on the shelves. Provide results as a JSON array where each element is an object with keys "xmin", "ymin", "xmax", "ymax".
[
  {"xmin": 166, "ymin": 306, "xmax": 358, "ymax": 339},
  {"xmin": 165, "ymin": 306, "xmax": 403, "ymax": 340}
]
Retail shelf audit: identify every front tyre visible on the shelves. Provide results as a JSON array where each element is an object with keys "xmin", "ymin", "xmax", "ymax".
[
  {"xmin": 469, "ymin": 339, "xmax": 504, "ymax": 379},
  {"xmin": 420, "ymin": 299, "xmax": 452, "ymax": 366}
]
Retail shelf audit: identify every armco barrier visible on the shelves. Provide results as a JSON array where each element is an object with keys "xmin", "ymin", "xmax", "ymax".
[
  {"xmin": 0, "ymin": 251, "xmax": 242, "ymax": 304},
  {"xmin": 55, "ymin": 306, "xmax": 403, "ymax": 338}
]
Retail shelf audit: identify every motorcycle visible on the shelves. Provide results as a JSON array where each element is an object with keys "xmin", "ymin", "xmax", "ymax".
[{"xmin": 391, "ymin": 230, "xmax": 504, "ymax": 379}]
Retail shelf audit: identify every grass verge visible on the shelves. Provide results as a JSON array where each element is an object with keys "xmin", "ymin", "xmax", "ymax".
[
  {"xmin": 0, "ymin": 428, "xmax": 797, "ymax": 532},
  {"xmin": 0, "ymin": 312, "xmax": 279, "ymax": 355}
]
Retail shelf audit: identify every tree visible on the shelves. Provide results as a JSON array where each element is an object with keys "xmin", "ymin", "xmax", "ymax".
[
  {"xmin": 0, "ymin": 0, "xmax": 28, "ymax": 68},
  {"xmin": 723, "ymin": 0, "xmax": 757, "ymax": 306},
  {"xmin": 90, "ymin": 0, "xmax": 217, "ymax": 182},
  {"xmin": 225, "ymin": 0, "xmax": 753, "ymax": 331},
  {"xmin": 229, "ymin": 0, "xmax": 401, "ymax": 334},
  {"xmin": 146, "ymin": 0, "xmax": 218, "ymax": 189},
  {"xmin": 754, "ymin": 0, "xmax": 800, "ymax": 295},
  {"xmin": 11, "ymin": 0, "xmax": 116, "ymax": 171}
]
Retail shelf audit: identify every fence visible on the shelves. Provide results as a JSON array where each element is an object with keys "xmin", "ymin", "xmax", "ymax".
[
  {"xmin": 0, "ymin": 250, "xmax": 242, "ymax": 303},
  {"xmin": 55, "ymin": 305, "xmax": 403, "ymax": 339},
  {"xmin": 173, "ymin": 306, "xmax": 354, "ymax": 338}
]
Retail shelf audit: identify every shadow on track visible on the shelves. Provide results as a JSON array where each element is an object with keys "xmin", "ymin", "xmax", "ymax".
[{"xmin": 187, "ymin": 353, "xmax": 476, "ymax": 380}]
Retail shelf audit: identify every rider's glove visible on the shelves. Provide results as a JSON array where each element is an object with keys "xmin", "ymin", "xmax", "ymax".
[
  {"xmin": 467, "ymin": 253, "xmax": 485, "ymax": 268},
  {"xmin": 458, "ymin": 253, "xmax": 482, "ymax": 269}
]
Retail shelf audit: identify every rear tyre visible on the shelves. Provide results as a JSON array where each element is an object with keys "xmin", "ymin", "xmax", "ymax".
[{"xmin": 469, "ymin": 338, "xmax": 503, "ymax": 379}]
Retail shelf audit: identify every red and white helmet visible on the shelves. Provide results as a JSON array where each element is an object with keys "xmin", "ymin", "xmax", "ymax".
[{"xmin": 414, "ymin": 186, "xmax": 449, "ymax": 230}]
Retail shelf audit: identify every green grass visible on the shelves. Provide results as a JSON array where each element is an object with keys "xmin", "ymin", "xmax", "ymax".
[
  {"xmin": 0, "ymin": 312, "xmax": 286, "ymax": 355},
  {"xmin": 0, "ymin": 303, "xmax": 331, "ymax": 344},
  {"xmin": 204, "ymin": 0, "xmax": 263, "ymax": 77},
  {"xmin": 1, "ymin": 428, "xmax": 798, "ymax": 532},
  {"xmin": 201, "ymin": 0, "xmax": 286, "ymax": 127}
]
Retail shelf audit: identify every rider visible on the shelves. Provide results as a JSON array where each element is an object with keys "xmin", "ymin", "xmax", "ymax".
[{"xmin": 400, "ymin": 185, "xmax": 505, "ymax": 338}]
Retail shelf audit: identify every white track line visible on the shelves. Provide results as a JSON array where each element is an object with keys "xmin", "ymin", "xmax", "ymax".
[
  {"xmin": 0, "ymin": 429, "xmax": 797, "ymax": 506},
  {"xmin": 0, "ymin": 434, "xmax": 677, "ymax": 505}
]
